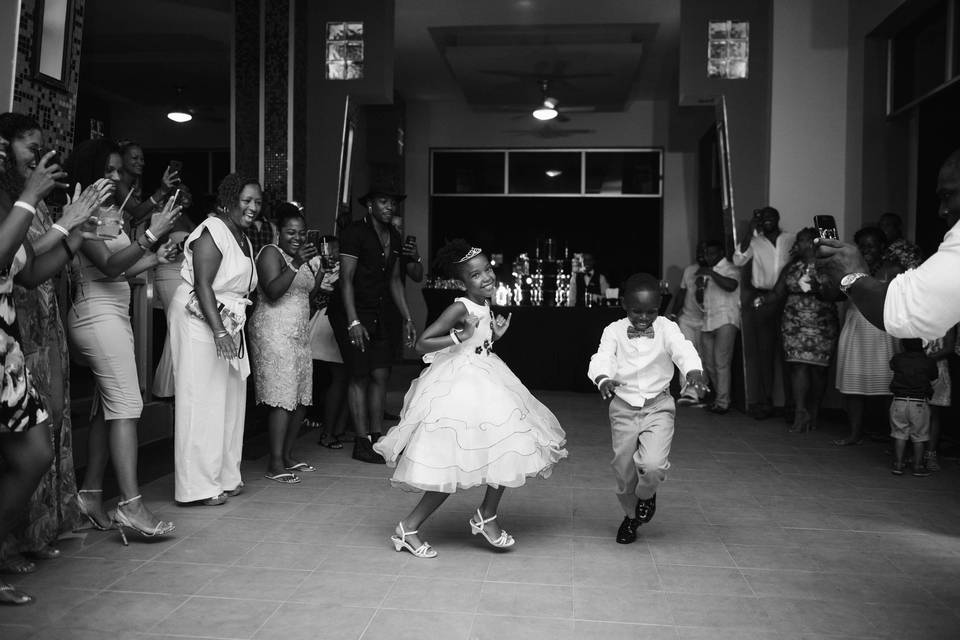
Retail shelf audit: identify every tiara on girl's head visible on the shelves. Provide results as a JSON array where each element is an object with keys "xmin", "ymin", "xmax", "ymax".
[{"xmin": 456, "ymin": 247, "xmax": 482, "ymax": 263}]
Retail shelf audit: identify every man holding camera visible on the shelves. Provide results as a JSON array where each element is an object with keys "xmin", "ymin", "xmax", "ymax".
[
  {"xmin": 819, "ymin": 148, "xmax": 960, "ymax": 341},
  {"xmin": 733, "ymin": 206, "xmax": 794, "ymax": 419}
]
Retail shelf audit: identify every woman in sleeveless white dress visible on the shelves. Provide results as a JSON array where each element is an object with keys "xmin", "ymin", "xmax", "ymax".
[
  {"xmin": 373, "ymin": 241, "xmax": 567, "ymax": 558},
  {"xmin": 169, "ymin": 176, "xmax": 261, "ymax": 505}
]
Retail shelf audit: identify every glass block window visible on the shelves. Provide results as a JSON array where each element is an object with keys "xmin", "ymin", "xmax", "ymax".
[
  {"xmin": 707, "ymin": 20, "xmax": 749, "ymax": 79},
  {"xmin": 326, "ymin": 22, "xmax": 364, "ymax": 80}
]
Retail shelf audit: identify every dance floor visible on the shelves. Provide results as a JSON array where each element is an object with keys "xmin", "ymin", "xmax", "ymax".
[{"xmin": 4, "ymin": 383, "xmax": 960, "ymax": 639}]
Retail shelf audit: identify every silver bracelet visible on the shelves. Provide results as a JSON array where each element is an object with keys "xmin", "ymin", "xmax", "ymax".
[
  {"xmin": 145, "ymin": 229, "xmax": 159, "ymax": 244},
  {"xmin": 14, "ymin": 200, "xmax": 37, "ymax": 215},
  {"xmin": 347, "ymin": 320, "xmax": 361, "ymax": 330},
  {"xmin": 449, "ymin": 328, "xmax": 461, "ymax": 345},
  {"xmin": 51, "ymin": 223, "xmax": 69, "ymax": 238},
  {"xmin": 214, "ymin": 329, "xmax": 229, "ymax": 338}
]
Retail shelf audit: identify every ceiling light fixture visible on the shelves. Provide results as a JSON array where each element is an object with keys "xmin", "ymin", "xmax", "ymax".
[
  {"xmin": 545, "ymin": 169, "xmax": 562, "ymax": 178},
  {"xmin": 167, "ymin": 86, "xmax": 192, "ymax": 123},
  {"xmin": 532, "ymin": 97, "xmax": 558, "ymax": 121}
]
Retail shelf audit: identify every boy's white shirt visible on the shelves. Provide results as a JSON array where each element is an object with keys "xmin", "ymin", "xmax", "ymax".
[{"xmin": 587, "ymin": 316, "xmax": 703, "ymax": 407}]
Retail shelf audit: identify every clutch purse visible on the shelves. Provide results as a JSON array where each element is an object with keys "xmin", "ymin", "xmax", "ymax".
[{"xmin": 185, "ymin": 292, "xmax": 246, "ymax": 336}]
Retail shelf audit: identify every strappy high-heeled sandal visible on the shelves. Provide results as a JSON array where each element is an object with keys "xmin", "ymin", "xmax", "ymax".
[
  {"xmin": 469, "ymin": 509, "xmax": 515, "ymax": 549},
  {"xmin": 111, "ymin": 495, "xmax": 176, "ymax": 546},
  {"xmin": 77, "ymin": 489, "xmax": 111, "ymax": 531},
  {"xmin": 390, "ymin": 522, "xmax": 437, "ymax": 558}
]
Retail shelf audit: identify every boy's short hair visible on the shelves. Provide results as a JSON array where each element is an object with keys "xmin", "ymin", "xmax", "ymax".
[
  {"xmin": 900, "ymin": 338, "xmax": 924, "ymax": 352},
  {"xmin": 622, "ymin": 273, "xmax": 661, "ymax": 298}
]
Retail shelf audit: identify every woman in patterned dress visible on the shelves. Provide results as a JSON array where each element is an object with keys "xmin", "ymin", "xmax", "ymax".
[
  {"xmin": 759, "ymin": 228, "xmax": 840, "ymax": 433},
  {"xmin": 249, "ymin": 205, "xmax": 329, "ymax": 483},
  {"xmin": 0, "ymin": 132, "xmax": 100, "ymax": 605},
  {"xmin": 0, "ymin": 114, "xmax": 92, "ymax": 575}
]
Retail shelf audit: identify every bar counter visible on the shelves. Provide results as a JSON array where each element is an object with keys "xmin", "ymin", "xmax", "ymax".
[{"xmin": 422, "ymin": 288, "xmax": 669, "ymax": 393}]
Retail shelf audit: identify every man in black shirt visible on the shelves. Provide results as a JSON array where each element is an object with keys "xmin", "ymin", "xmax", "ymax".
[{"xmin": 328, "ymin": 183, "xmax": 417, "ymax": 463}]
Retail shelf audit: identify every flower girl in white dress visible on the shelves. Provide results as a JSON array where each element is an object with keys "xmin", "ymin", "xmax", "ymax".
[{"xmin": 373, "ymin": 240, "xmax": 568, "ymax": 558}]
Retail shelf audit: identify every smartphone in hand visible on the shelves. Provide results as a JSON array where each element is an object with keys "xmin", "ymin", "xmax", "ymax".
[
  {"xmin": 813, "ymin": 215, "xmax": 838, "ymax": 240},
  {"xmin": 167, "ymin": 160, "xmax": 183, "ymax": 183}
]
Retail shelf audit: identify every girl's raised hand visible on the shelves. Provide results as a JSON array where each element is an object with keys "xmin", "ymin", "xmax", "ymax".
[
  {"xmin": 58, "ymin": 182, "xmax": 101, "ymax": 231},
  {"xmin": 492, "ymin": 312, "xmax": 512, "ymax": 340}
]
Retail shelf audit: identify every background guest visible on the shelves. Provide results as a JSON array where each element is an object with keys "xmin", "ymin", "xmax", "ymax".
[
  {"xmin": 888, "ymin": 339, "xmax": 937, "ymax": 476},
  {"xmin": 923, "ymin": 327, "xmax": 954, "ymax": 471},
  {"xmin": 115, "ymin": 141, "xmax": 180, "ymax": 225},
  {"xmin": 0, "ymin": 133, "xmax": 100, "ymax": 589},
  {"xmin": 0, "ymin": 114, "xmax": 85, "ymax": 570},
  {"xmin": 698, "ymin": 240, "xmax": 740, "ymax": 414},
  {"xmin": 249, "ymin": 205, "xmax": 326, "ymax": 483},
  {"xmin": 734, "ymin": 206, "xmax": 795, "ymax": 419},
  {"xmin": 65, "ymin": 139, "xmax": 180, "ymax": 542},
  {"xmin": 833, "ymin": 227, "xmax": 899, "ymax": 446},
  {"xmin": 667, "ymin": 241, "xmax": 707, "ymax": 406},
  {"xmin": 568, "ymin": 252, "xmax": 609, "ymax": 307},
  {"xmin": 878, "ymin": 212, "xmax": 923, "ymax": 272},
  {"xmin": 327, "ymin": 183, "xmax": 416, "ymax": 464},
  {"xmin": 152, "ymin": 184, "xmax": 195, "ymax": 398},
  {"xmin": 308, "ymin": 236, "xmax": 349, "ymax": 449},
  {"xmin": 759, "ymin": 228, "xmax": 840, "ymax": 433},
  {"xmin": 169, "ymin": 174, "xmax": 259, "ymax": 505}
]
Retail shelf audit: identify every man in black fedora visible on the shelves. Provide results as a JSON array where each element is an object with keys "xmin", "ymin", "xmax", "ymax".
[{"xmin": 327, "ymin": 181, "xmax": 417, "ymax": 463}]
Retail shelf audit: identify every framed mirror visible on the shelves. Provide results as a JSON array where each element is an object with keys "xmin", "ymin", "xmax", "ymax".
[{"xmin": 32, "ymin": 0, "xmax": 75, "ymax": 88}]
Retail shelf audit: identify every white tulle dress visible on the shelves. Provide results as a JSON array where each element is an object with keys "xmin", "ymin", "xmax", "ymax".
[{"xmin": 373, "ymin": 297, "xmax": 568, "ymax": 493}]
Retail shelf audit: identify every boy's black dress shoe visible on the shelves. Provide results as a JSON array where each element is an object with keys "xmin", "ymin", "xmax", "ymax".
[
  {"xmin": 352, "ymin": 437, "xmax": 385, "ymax": 464},
  {"xmin": 635, "ymin": 494, "xmax": 657, "ymax": 524},
  {"xmin": 616, "ymin": 516, "xmax": 639, "ymax": 544}
]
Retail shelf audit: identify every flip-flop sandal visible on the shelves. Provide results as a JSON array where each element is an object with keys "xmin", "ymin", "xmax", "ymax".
[
  {"xmin": 0, "ymin": 583, "xmax": 33, "ymax": 606},
  {"xmin": 265, "ymin": 472, "xmax": 301, "ymax": 484},
  {"xmin": 0, "ymin": 555, "xmax": 37, "ymax": 575},
  {"xmin": 285, "ymin": 462, "xmax": 316, "ymax": 472},
  {"xmin": 319, "ymin": 436, "xmax": 344, "ymax": 450},
  {"xmin": 303, "ymin": 418, "xmax": 321, "ymax": 429},
  {"xmin": 225, "ymin": 483, "xmax": 244, "ymax": 497}
]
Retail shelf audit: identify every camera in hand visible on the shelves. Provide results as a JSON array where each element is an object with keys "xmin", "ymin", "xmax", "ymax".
[{"xmin": 813, "ymin": 215, "xmax": 838, "ymax": 240}]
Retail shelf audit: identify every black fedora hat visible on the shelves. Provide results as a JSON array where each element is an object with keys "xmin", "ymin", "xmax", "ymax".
[{"xmin": 358, "ymin": 180, "xmax": 406, "ymax": 207}]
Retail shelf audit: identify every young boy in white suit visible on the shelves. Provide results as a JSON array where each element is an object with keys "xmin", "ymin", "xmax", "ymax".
[{"xmin": 588, "ymin": 273, "xmax": 708, "ymax": 544}]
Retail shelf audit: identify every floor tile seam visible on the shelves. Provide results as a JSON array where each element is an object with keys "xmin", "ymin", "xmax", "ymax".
[
  {"xmin": 93, "ymin": 558, "xmax": 151, "ymax": 591},
  {"xmin": 245, "ymin": 599, "xmax": 285, "ymax": 640}
]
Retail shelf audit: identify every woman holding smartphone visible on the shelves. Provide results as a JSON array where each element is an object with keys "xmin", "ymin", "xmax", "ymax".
[
  {"xmin": 114, "ymin": 141, "xmax": 180, "ymax": 224},
  {"xmin": 64, "ymin": 139, "xmax": 182, "ymax": 543},
  {"xmin": 249, "ymin": 204, "xmax": 330, "ymax": 482}
]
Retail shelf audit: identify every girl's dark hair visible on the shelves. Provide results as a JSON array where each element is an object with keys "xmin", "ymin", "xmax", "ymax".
[
  {"xmin": 0, "ymin": 112, "xmax": 42, "ymax": 199},
  {"xmin": 274, "ymin": 202, "xmax": 304, "ymax": 229},
  {"xmin": 216, "ymin": 173, "xmax": 260, "ymax": 213},
  {"xmin": 795, "ymin": 227, "xmax": 818, "ymax": 243},
  {"xmin": 63, "ymin": 138, "xmax": 120, "ymax": 189},
  {"xmin": 434, "ymin": 238, "xmax": 476, "ymax": 278},
  {"xmin": 854, "ymin": 226, "xmax": 887, "ymax": 247}
]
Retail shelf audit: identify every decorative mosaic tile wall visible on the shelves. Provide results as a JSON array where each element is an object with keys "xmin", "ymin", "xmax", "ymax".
[
  {"xmin": 263, "ymin": 0, "xmax": 289, "ymax": 207},
  {"xmin": 13, "ymin": 0, "xmax": 86, "ymax": 155},
  {"xmin": 293, "ymin": 0, "xmax": 307, "ymax": 205},
  {"xmin": 234, "ymin": 0, "xmax": 260, "ymax": 179}
]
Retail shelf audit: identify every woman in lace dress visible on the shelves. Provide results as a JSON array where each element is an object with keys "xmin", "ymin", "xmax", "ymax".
[{"xmin": 249, "ymin": 206, "xmax": 328, "ymax": 483}]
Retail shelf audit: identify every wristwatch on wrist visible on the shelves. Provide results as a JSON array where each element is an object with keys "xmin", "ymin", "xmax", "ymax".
[{"xmin": 839, "ymin": 272, "xmax": 869, "ymax": 294}]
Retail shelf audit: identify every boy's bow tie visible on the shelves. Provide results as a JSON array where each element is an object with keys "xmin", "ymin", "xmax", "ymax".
[{"xmin": 627, "ymin": 326, "xmax": 655, "ymax": 339}]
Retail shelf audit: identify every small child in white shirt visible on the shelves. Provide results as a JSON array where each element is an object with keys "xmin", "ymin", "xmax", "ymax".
[{"xmin": 588, "ymin": 273, "xmax": 708, "ymax": 544}]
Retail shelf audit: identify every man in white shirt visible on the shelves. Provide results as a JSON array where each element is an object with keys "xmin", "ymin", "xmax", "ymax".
[
  {"xmin": 818, "ymin": 148, "xmax": 960, "ymax": 340},
  {"xmin": 733, "ymin": 206, "xmax": 794, "ymax": 418},
  {"xmin": 699, "ymin": 241, "xmax": 741, "ymax": 414}
]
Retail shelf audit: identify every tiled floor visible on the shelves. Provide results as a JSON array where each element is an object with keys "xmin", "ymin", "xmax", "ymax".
[{"xmin": 3, "ymin": 388, "xmax": 960, "ymax": 640}]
